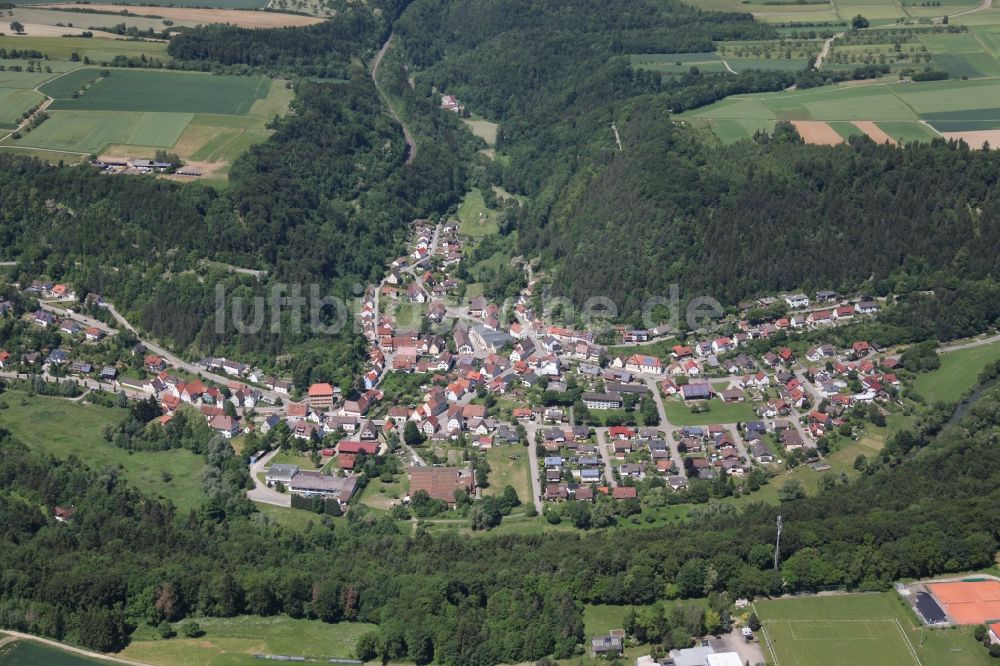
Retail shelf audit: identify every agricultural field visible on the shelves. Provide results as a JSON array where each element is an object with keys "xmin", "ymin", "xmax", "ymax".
[
  {"xmin": 677, "ymin": 75, "xmax": 1000, "ymax": 143},
  {"xmin": 755, "ymin": 592, "xmax": 993, "ymax": 666},
  {"xmin": 1, "ymin": 65, "xmax": 290, "ymax": 178},
  {"xmin": 37, "ymin": 4, "xmax": 325, "ymax": 28},
  {"xmin": 23, "ymin": 0, "xmax": 270, "ymax": 8},
  {"xmin": 0, "ymin": 35, "xmax": 168, "ymax": 62},
  {"xmin": 0, "ymin": 390, "xmax": 207, "ymax": 512},
  {"xmin": 119, "ymin": 617, "xmax": 376, "ymax": 666}
]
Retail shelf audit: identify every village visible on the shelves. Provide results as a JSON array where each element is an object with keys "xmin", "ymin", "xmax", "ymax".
[{"xmin": 0, "ymin": 209, "xmax": 917, "ymax": 533}]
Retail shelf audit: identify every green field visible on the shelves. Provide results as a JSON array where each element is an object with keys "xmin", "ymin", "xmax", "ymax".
[
  {"xmin": 913, "ymin": 339, "xmax": 1000, "ymax": 402},
  {"xmin": 12, "ymin": 110, "xmax": 193, "ymax": 154},
  {"xmin": 0, "ymin": 390, "xmax": 207, "ymax": 512},
  {"xmin": 681, "ymin": 77, "xmax": 1000, "ymax": 141},
  {"xmin": 120, "ymin": 616, "xmax": 376, "ymax": 666},
  {"xmin": 583, "ymin": 604, "xmax": 634, "ymax": 637},
  {"xmin": 2, "ymin": 70, "xmax": 286, "ymax": 170},
  {"xmin": 755, "ymin": 593, "xmax": 993, "ymax": 666},
  {"xmin": 483, "ymin": 445, "xmax": 531, "ymax": 505},
  {"xmin": 0, "ymin": 36, "xmax": 168, "ymax": 62},
  {"xmin": 664, "ymin": 397, "xmax": 757, "ymax": 426},
  {"xmin": 0, "ymin": 639, "xmax": 107, "ymax": 665},
  {"xmin": 0, "ymin": 87, "xmax": 44, "ymax": 128},
  {"xmin": 38, "ymin": 69, "xmax": 103, "ymax": 99},
  {"xmin": 48, "ymin": 70, "xmax": 271, "ymax": 115},
  {"xmin": 458, "ymin": 187, "xmax": 499, "ymax": 236}
]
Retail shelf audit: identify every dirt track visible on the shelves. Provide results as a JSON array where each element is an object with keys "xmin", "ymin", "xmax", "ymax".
[
  {"xmin": 943, "ymin": 129, "xmax": 1000, "ymax": 149},
  {"xmin": 853, "ymin": 121, "xmax": 897, "ymax": 145},
  {"xmin": 40, "ymin": 4, "xmax": 325, "ymax": 27},
  {"xmin": 792, "ymin": 120, "xmax": 843, "ymax": 145}
]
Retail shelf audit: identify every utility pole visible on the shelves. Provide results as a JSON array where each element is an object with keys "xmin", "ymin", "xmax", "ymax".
[{"xmin": 773, "ymin": 515, "xmax": 783, "ymax": 572}]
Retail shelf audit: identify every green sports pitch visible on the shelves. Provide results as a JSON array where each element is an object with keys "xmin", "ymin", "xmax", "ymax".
[{"xmin": 754, "ymin": 592, "xmax": 993, "ymax": 666}]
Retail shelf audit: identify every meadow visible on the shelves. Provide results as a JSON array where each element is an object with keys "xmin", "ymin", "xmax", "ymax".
[
  {"xmin": 483, "ymin": 445, "xmax": 532, "ymax": 505},
  {"xmin": 0, "ymin": 390, "xmax": 207, "ymax": 512},
  {"xmin": 755, "ymin": 592, "xmax": 993, "ymax": 666},
  {"xmin": 0, "ymin": 639, "xmax": 107, "ymax": 665},
  {"xmin": 458, "ymin": 187, "xmax": 500, "ymax": 236},
  {"xmin": 913, "ymin": 339, "xmax": 1000, "ymax": 402},
  {"xmin": 663, "ymin": 397, "xmax": 758, "ymax": 426},
  {"xmin": 120, "ymin": 616, "xmax": 375, "ymax": 666},
  {"xmin": 0, "ymin": 36, "xmax": 168, "ymax": 62}
]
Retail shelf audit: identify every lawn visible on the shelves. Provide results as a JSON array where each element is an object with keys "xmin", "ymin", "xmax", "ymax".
[
  {"xmin": 120, "ymin": 616, "xmax": 375, "ymax": 666},
  {"xmin": 0, "ymin": 36, "xmax": 168, "ymax": 63},
  {"xmin": 0, "ymin": 390, "xmax": 207, "ymax": 512},
  {"xmin": 48, "ymin": 70, "xmax": 271, "ymax": 115},
  {"xmin": 0, "ymin": 639, "xmax": 108, "ymax": 665},
  {"xmin": 606, "ymin": 338, "xmax": 681, "ymax": 358},
  {"xmin": 357, "ymin": 473, "xmax": 408, "ymax": 511},
  {"xmin": 913, "ymin": 339, "xmax": 1000, "ymax": 403},
  {"xmin": 583, "ymin": 604, "xmax": 634, "ymax": 637},
  {"xmin": 755, "ymin": 592, "xmax": 993, "ymax": 666},
  {"xmin": 269, "ymin": 447, "xmax": 322, "ymax": 470},
  {"xmin": 663, "ymin": 398, "xmax": 757, "ymax": 426},
  {"xmin": 483, "ymin": 445, "xmax": 531, "ymax": 504}
]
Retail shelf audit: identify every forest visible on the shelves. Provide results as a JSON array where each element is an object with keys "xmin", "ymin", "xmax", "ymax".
[
  {"xmin": 0, "ymin": 380, "xmax": 997, "ymax": 662},
  {"xmin": 391, "ymin": 0, "xmax": 1000, "ymax": 332}
]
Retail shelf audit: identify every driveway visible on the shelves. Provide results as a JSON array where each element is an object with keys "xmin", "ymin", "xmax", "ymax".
[{"xmin": 246, "ymin": 449, "xmax": 291, "ymax": 507}]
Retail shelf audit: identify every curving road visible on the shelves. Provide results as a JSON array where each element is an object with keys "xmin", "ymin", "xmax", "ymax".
[
  {"xmin": 371, "ymin": 34, "xmax": 417, "ymax": 165},
  {"xmin": 247, "ymin": 448, "xmax": 291, "ymax": 507}
]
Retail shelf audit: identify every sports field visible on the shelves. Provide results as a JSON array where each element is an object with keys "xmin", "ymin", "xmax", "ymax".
[{"xmin": 755, "ymin": 592, "xmax": 994, "ymax": 666}]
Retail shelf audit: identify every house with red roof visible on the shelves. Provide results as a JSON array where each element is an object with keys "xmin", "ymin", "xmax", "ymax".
[{"xmin": 308, "ymin": 382, "xmax": 335, "ymax": 410}]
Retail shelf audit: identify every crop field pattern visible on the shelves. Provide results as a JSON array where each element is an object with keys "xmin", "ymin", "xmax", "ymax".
[{"xmin": 47, "ymin": 70, "xmax": 271, "ymax": 115}]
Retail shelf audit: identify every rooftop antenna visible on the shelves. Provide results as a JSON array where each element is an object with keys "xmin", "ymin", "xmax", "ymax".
[{"xmin": 774, "ymin": 515, "xmax": 783, "ymax": 572}]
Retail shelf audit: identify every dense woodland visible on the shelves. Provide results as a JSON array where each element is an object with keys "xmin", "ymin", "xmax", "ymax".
[
  {"xmin": 392, "ymin": 0, "xmax": 1000, "ymax": 322},
  {"xmin": 0, "ymin": 381, "xmax": 997, "ymax": 660}
]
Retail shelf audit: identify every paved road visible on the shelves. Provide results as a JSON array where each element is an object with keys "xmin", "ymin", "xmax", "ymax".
[
  {"xmin": 643, "ymin": 375, "xmax": 687, "ymax": 477},
  {"xmin": 594, "ymin": 428, "xmax": 619, "ymax": 488},
  {"xmin": 0, "ymin": 631, "xmax": 150, "ymax": 665},
  {"xmin": 523, "ymin": 420, "xmax": 544, "ymax": 513},
  {"xmin": 723, "ymin": 424, "xmax": 752, "ymax": 465},
  {"xmin": 99, "ymin": 303, "xmax": 280, "ymax": 402},
  {"xmin": 246, "ymin": 448, "xmax": 291, "ymax": 507},
  {"xmin": 371, "ymin": 34, "xmax": 416, "ymax": 165}
]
